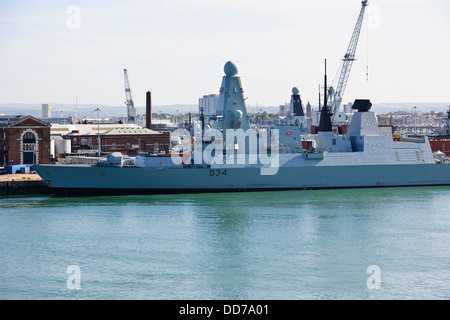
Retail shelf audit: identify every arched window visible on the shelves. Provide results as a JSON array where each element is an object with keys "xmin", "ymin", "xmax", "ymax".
[
  {"xmin": 111, "ymin": 142, "xmax": 118, "ymax": 149},
  {"xmin": 23, "ymin": 131, "xmax": 36, "ymax": 144}
]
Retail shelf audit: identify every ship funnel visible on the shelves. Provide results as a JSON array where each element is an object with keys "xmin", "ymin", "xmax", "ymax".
[{"xmin": 352, "ymin": 99, "xmax": 372, "ymax": 112}]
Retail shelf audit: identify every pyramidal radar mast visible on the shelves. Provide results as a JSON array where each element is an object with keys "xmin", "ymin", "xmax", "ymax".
[
  {"xmin": 123, "ymin": 69, "xmax": 137, "ymax": 123},
  {"xmin": 328, "ymin": 0, "xmax": 368, "ymax": 125}
]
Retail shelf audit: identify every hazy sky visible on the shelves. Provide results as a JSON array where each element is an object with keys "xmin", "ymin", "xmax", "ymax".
[{"xmin": 0, "ymin": 0, "xmax": 449, "ymax": 109}]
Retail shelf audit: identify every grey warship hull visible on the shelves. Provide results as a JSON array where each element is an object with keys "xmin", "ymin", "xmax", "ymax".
[{"xmin": 32, "ymin": 162, "xmax": 450, "ymax": 197}]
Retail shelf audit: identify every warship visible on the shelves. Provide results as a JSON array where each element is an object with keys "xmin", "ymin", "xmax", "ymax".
[{"xmin": 33, "ymin": 61, "xmax": 450, "ymax": 196}]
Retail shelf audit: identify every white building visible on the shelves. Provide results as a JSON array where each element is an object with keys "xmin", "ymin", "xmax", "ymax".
[
  {"xmin": 199, "ymin": 94, "xmax": 220, "ymax": 116},
  {"xmin": 42, "ymin": 104, "xmax": 51, "ymax": 118},
  {"xmin": 343, "ymin": 102, "xmax": 353, "ymax": 114},
  {"xmin": 279, "ymin": 103, "xmax": 289, "ymax": 117}
]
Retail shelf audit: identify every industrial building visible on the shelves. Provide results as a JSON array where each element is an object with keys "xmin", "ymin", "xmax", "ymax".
[
  {"xmin": 0, "ymin": 115, "xmax": 51, "ymax": 166},
  {"xmin": 50, "ymin": 123, "xmax": 170, "ymax": 158}
]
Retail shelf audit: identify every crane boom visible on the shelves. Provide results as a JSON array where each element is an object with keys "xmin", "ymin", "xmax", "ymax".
[
  {"xmin": 329, "ymin": 0, "xmax": 368, "ymax": 124},
  {"xmin": 124, "ymin": 69, "xmax": 137, "ymax": 123}
]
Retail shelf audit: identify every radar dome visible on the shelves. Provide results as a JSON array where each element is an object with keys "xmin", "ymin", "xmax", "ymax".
[
  {"xmin": 292, "ymin": 87, "xmax": 299, "ymax": 94},
  {"xmin": 224, "ymin": 61, "xmax": 238, "ymax": 77}
]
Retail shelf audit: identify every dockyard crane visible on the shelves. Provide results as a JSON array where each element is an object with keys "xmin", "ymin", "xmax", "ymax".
[
  {"xmin": 124, "ymin": 69, "xmax": 137, "ymax": 124},
  {"xmin": 328, "ymin": 0, "xmax": 368, "ymax": 125}
]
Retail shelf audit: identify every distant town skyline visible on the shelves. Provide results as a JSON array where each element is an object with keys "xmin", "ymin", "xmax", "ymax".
[
  {"xmin": 1, "ymin": 102, "xmax": 449, "ymax": 120},
  {"xmin": 0, "ymin": 0, "xmax": 449, "ymax": 109}
]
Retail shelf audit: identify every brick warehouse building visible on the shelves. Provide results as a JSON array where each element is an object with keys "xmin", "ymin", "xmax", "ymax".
[
  {"xmin": 0, "ymin": 115, "xmax": 51, "ymax": 166},
  {"xmin": 63, "ymin": 127, "xmax": 170, "ymax": 155},
  {"xmin": 429, "ymin": 137, "xmax": 450, "ymax": 157}
]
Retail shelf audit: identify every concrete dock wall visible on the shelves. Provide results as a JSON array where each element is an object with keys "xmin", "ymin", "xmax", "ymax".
[{"xmin": 0, "ymin": 174, "xmax": 51, "ymax": 196}]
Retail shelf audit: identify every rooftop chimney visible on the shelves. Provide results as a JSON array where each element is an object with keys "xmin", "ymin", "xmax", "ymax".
[{"xmin": 146, "ymin": 91, "xmax": 152, "ymax": 129}]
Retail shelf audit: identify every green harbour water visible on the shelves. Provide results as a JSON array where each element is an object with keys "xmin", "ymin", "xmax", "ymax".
[{"xmin": 1, "ymin": 186, "xmax": 450, "ymax": 299}]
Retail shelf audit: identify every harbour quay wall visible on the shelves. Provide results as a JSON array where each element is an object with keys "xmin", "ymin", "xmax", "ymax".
[{"xmin": 0, "ymin": 174, "xmax": 50, "ymax": 196}]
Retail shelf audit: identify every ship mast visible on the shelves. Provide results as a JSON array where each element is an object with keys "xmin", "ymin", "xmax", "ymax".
[{"xmin": 318, "ymin": 59, "xmax": 332, "ymax": 132}]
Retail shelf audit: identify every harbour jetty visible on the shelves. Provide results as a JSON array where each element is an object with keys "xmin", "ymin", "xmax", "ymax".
[{"xmin": 0, "ymin": 174, "xmax": 50, "ymax": 196}]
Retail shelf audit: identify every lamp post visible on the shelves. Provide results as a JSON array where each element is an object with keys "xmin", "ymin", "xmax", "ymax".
[
  {"xmin": 94, "ymin": 108, "xmax": 101, "ymax": 161},
  {"xmin": 413, "ymin": 106, "xmax": 417, "ymax": 134}
]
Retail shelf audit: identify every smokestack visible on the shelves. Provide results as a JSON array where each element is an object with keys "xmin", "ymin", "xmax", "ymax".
[{"xmin": 146, "ymin": 91, "xmax": 152, "ymax": 129}]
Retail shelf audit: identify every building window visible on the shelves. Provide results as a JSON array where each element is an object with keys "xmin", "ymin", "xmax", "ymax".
[
  {"xmin": 111, "ymin": 142, "xmax": 118, "ymax": 149},
  {"xmin": 126, "ymin": 142, "xmax": 131, "ymax": 149},
  {"xmin": 73, "ymin": 137, "xmax": 77, "ymax": 144},
  {"xmin": 21, "ymin": 130, "xmax": 38, "ymax": 164},
  {"xmin": 23, "ymin": 131, "xmax": 36, "ymax": 143}
]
